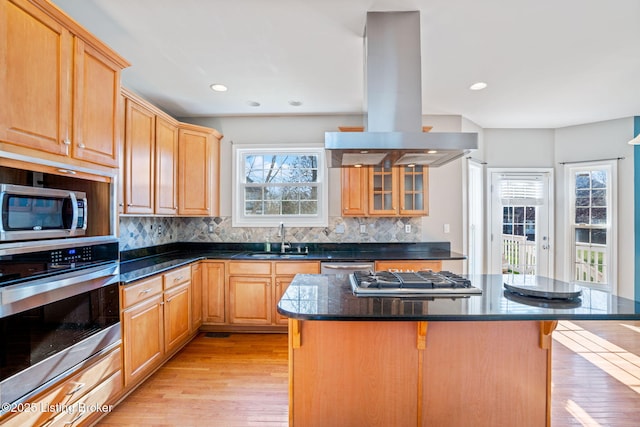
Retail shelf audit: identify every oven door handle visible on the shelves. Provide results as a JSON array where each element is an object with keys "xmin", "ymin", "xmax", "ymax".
[
  {"xmin": 322, "ymin": 264, "xmax": 374, "ymax": 270},
  {"xmin": 0, "ymin": 263, "xmax": 119, "ymax": 308}
]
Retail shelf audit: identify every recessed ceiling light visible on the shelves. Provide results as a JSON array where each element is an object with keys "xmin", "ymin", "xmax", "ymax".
[
  {"xmin": 210, "ymin": 83, "xmax": 228, "ymax": 92},
  {"xmin": 247, "ymin": 101, "xmax": 261, "ymax": 107},
  {"xmin": 469, "ymin": 82, "xmax": 487, "ymax": 91},
  {"xmin": 427, "ymin": 150, "xmax": 438, "ymax": 154},
  {"xmin": 288, "ymin": 100, "xmax": 303, "ymax": 106}
]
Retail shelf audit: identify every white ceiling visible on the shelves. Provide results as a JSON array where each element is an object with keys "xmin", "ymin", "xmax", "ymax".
[{"xmin": 53, "ymin": 0, "xmax": 640, "ymax": 129}]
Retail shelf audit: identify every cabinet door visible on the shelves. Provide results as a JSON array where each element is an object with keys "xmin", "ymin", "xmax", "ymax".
[
  {"xmin": 341, "ymin": 167, "xmax": 368, "ymax": 216},
  {"xmin": 274, "ymin": 277, "xmax": 294, "ymax": 325},
  {"xmin": 0, "ymin": 0, "xmax": 71, "ymax": 155},
  {"xmin": 229, "ymin": 276, "xmax": 271, "ymax": 325},
  {"xmin": 164, "ymin": 282, "xmax": 191, "ymax": 354},
  {"xmin": 72, "ymin": 39, "xmax": 121, "ymax": 167},
  {"xmin": 369, "ymin": 166, "xmax": 399, "ymax": 216},
  {"xmin": 375, "ymin": 260, "xmax": 442, "ymax": 272},
  {"xmin": 124, "ymin": 98, "xmax": 155, "ymax": 214},
  {"xmin": 178, "ymin": 127, "xmax": 213, "ymax": 216},
  {"xmin": 122, "ymin": 294, "xmax": 164, "ymax": 387},
  {"xmin": 399, "ymin": 166, "xmax": 429, "ymax": 216},
  {"xmin": 203, "ymin": 261, "xmax": 226, "ymax": 324},
  {"xmin": 155, "ymin": 116, "xmax": 179, "ymax": 215},
  {"xmin": 190, "ymin": 262, "xmax": 203, "ymax": 330}
]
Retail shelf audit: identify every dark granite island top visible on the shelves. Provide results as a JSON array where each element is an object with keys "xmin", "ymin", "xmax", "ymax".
[
  {"xmin": 280, "ymin": 274, "xmax": 640, "ymax": 426},
  {"xmin": 277, "ymin": 273, "xmax": 640, "ymax": 321}
]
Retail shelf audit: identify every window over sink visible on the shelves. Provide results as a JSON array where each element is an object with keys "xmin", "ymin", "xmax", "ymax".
[{"xmin": 232, "ymin": 146, "xmax": 328, "ymax": 227}]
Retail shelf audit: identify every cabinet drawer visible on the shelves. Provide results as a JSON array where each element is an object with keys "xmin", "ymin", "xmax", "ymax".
[
  {"xmin": 275, "ymin": 261, "xmax": 320, "ymax": 275},
  {"xmin": 229, "ymin": 261, "xmax": 271, "ymax": 275},
  {"xmin": 375, "ymin": 261, "xmax": 442, "ymax": 272},
  {"xmin": 0, "ymin": 347, "xmax": 121, "ymax": 427},
  {"xmin": 47, "ymin": 370, "xmax": 123, "ymax": 427},
  {"xmin": 164, "ymin": 266, "xmax": 191, "ymax": 289},
  {"xmin": 121, "ymin": 276, "xmax": 163, "ymax": 308}
]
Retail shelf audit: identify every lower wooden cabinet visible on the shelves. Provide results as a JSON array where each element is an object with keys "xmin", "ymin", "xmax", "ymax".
[
  {"xmin": 190, "ymin": 262, "xmax": 204, "ymax": 330},
  {"xmin": 203, "ymin": 261, "xmax": 226, "ymax": 324},
  {"xmin": 121, "ymin": 266, "xmax": 193, "ymax": 389},
  {"xmin": 122, "ymin": 279, "xmax": 164, "ymax": 387},
  {"xmin": 375, "ymin": 260, "xmax": 442, "ymax": 272},
  {"xmin": 163, "ymin": 281, "xmax": 191, "ymax": 354},
  {"xmin": 226, "ymin": 261, "xmax": 320, "ymax": 327}
]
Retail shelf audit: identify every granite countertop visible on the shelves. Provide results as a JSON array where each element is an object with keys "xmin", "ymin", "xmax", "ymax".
[
  {"xmin": 119, "ymin": 242, "xmax": 466, "ymax": 284},
  {"xmin": 277, "ymin": 273, "xmax": 640, "ymax": 321}
]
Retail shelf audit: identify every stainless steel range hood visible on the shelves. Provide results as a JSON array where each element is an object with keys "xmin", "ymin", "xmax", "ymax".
[{"xmin": 325, "ymin": 11, "xmax": 477, "ymax": 168}]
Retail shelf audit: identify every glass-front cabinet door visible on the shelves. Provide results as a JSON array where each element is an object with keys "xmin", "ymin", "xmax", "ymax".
[
  {"xmin": 368, "ymin": 166, "xmax": 428, "ymax": 216},
  {"xmin": 399, "ymin": 165, "xmax": 428, "ymax": 216},
  {"xmin": 369, "ymin": 166, "xmax": 399, "ymax": 216}
]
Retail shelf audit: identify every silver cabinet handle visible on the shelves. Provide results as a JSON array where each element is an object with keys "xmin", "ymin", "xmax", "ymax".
[
  {"xmin": 77, "ymin": 142, "xmax": 86, "ymax": 149},
  {"xmin": 63, "ymin": 139, "xmax": 71, "ymax": 145}
]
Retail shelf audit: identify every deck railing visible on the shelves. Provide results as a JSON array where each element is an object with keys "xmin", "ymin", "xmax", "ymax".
[
  {"xmin": 502, "ymin": 234, "xmax": 536, "ymax": 275},
  {"xmin": 574, "ymin": 243, "xmax": 607, "ymax": 284}
]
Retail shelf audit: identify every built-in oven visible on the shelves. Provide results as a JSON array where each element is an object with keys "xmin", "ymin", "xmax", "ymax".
[
  {"xmin": 0, "ymin": 183, "xmax": 87, "ymax": 242},
  {"xmin": 0, "ymin": 240, "xmax": 120, "ymax": 410}
]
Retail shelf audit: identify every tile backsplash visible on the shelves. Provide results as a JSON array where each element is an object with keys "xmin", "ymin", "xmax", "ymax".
[{"xmin": 119, "ymin": 216, "xmax": 421, "ymax": 251}]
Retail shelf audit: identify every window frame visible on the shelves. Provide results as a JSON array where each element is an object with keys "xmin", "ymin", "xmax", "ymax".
[
  {"xmin": 232, "ymin": 145, "xmax": 328, "ymax": 228},
  {"xmin": 564, "ymin": 160, "xmax": 617, "ymax": 292}
]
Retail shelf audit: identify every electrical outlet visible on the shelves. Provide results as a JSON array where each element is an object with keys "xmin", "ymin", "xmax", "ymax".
[
  {"xmin": 444, "ymin": 224, "xmax": 450, "ymax": 233},
  {"xmin": 360, "ymin": 224, "xmax": 367, "ymax": 233},
  {"xmin": 405, "ymin": 224, "xmax": 411, "ymax": 233},
  {"xmin": 208, "ymin": 223, "xmax": 215, "ymax": 233}
]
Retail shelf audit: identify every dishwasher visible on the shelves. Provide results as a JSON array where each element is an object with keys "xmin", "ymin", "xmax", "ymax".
[{"xmin": 320, "ymin": 261, "xmax": 375, "ymax": 275}]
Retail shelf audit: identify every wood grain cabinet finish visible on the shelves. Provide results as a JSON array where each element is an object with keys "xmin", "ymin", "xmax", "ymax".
[
  {"xmin": 178, "ymin": 124, "xmax": 221, "ymax": 216},
  {"xmin": 190, "ymin": 262, "xmax": 204, "ymax": 330},
  {"xmin": 155, "ymin": 116, "xmax": 179, "ymax": 215},
  {"xmin": 375, "ymin": 260, "xmax": 442, "ymax": 272},
  {"xmin": 121, "ymin": 266, "xmax": 194, "ymax": 389},
  {"xmin": 122, "ymin": 89, "xmax": 183, "ymax": 216},
  {"xmin": 122, "ymin": 277, "xmax": 164, "ymax": 387},
  {"xmin": 123, "ymin": 97, "xmax": 155, "ymax": 214},
  {"xmin": 202, "ymin": 261, "xmax": 226, "ymax": 324},
  {"xmin": 0, "ymin": 0, "xmax": 127, "ymax": 169},
  {"xmin": 341, "ymin": 166, "xmax": 429, "ymax": 217},
  {"xmin": 341, "ymin": 167, "xmax": 369, "ymax": 216},
  {"xmin": 227, "ymin": 261, "xmax": 320, "ymax": 327}
]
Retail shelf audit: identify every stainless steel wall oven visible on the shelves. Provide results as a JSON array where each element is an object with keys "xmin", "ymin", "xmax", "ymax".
[{"xmin": 0, "ymin": 241, "xmax": 120, "ymax": 409}]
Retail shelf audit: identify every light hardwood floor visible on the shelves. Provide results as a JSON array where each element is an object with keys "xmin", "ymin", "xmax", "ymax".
[{"xmin": 96, "ymin": 321, "xmax": 640, "ymax": 427}]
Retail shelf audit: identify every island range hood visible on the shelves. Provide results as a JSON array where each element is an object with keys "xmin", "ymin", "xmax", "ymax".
[{"xmin": 325, "ymin": 11, "xmax": 478, "ymax": 168}]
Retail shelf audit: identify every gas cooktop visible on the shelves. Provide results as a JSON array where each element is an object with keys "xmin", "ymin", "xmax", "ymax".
[{"xmin": 350, "ymin": 270, "xmax": 483, "ymax": 297}]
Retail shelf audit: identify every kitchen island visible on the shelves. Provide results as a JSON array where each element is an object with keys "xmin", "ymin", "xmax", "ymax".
[{"xmin": 277, "ymin": 274, "xmax": 640, "ymax": 427}]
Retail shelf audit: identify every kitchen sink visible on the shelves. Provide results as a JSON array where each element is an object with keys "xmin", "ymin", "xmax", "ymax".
[{"xmin": 246, "ymin": 252, "xmax": 308, "ymax": 259}]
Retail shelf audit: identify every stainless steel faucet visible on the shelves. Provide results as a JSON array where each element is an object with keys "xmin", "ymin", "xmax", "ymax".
[{"xmin": 278, "ymin": 222, "xmax": 290, "ymax": 253}]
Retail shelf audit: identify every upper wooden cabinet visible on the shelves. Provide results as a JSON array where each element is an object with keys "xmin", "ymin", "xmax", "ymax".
[
  {"xmin": 341, "ymin": 166, "xmax": 429, "ymax": 217},
  {"xmin": 178, "ymin": 124, "xmax": 221, "ymax": 216},
  {"xmin": 338, "ymin": 126, "xmax": 429, "ymax": 217},
  {"xmin": 341, "ymin": 167, "xmax": 368, "ymax": 216},
  {"xmin": 123, "ymin": 95, "xmax": 155, "ymax": 214},
  {"xmin": 121, "ymin": 90, "xmax": 220, "ymax": 216},
  {"xmin": 0, "ymin": 0, "xmax": 128, "ymax": 169},
  {"xmin": 155, "ymin": 116, "xmax": 179, "ymax": 215}
]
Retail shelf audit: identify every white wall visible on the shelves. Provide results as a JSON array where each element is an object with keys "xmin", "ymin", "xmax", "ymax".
[{"xmin": 554, "ymin": 117, "xmax": 635, "ymax": 298}]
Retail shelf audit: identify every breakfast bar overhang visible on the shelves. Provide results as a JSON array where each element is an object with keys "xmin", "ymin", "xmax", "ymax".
[{"xmin": 277, "ymin": 274, "xmax": 640, "ymax": 427}]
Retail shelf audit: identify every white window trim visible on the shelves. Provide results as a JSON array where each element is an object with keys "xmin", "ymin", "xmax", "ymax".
[
  {"xmin": 563, "ymin": 160, "xmax": 618, "ymax": 293},
  {"xmin": 232, "ymin": 144, "xmax": 328, "ymax": 228}
]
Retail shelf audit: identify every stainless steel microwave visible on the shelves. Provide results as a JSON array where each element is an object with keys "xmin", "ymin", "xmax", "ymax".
[{"xmin": 0, "ymin": 184, "xmax": 87, "ymax": 241}]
